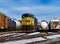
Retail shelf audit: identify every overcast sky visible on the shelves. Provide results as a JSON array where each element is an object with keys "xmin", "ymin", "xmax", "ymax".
[{"xmin": 0, "ymin": 0, "xmax": 60, "ymax": 22}]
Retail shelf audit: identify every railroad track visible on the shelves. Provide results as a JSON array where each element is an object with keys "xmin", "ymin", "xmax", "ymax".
[
  {"xmin": 0, "ymin": 32, "xmax": 40, "ymax": 42},
  {"xmin": 0, "ymin": 32, "xmax": 60, "ymax": 43},
  {"xmin": 1, "ymin": 34, "xmax": 60, "ymax": 44}
]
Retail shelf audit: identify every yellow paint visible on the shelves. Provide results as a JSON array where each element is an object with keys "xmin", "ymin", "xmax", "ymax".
[{"xmin": 22, "ymin": 17, "xmax": 34, "ymax": 26}]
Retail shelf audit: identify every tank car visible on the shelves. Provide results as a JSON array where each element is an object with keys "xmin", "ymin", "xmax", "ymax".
[
  {"xmin": 49, "ymin": 18, "xmax": 60, "ymax": 32},
  {"xmin": 21, "ymin": 13, "xmax": 38, "ymax": 32},
  {"xmin": 40, "ymin": 20, "xmax": 49, "ymax": 32},
  {"xmin": 14, "ymin": 19, "xmax": 21, "ymax": 30}
]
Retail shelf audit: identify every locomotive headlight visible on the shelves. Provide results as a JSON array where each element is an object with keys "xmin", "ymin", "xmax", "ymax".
[{"xmin": 41, "ymin": 22, "xmax": 48, "ymax": 28}]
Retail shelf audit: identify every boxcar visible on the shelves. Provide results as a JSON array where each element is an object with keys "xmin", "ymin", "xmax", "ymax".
[
  {"xmin": 0, "ymin": 13, "xmax": 8, "ymax": 31},
  {"xmin": 0, "ymin": 13, "xmax": 16, "ymax": 32}
]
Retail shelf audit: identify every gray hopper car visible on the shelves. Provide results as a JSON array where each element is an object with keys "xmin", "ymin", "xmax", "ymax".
[{"xmin": 8, "ymin": 18, "xmax": 16, "ymax": 31}]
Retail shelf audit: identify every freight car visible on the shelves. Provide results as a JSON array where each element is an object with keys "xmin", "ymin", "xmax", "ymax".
[
  {"xmin": 14, "ymin": 19, "xmax": 21, "ymax": 30},
  {"xmin": 8, "ymin": 18, "xmax": 16, "ymax": 31},
  {"xmin": 49, "ymin": 18, "xmax": 60, "ymax": 32},
  {"xmin": 0, "ymin": 13, "xmax": 16, "ymax": 32},
  {"xmin": 20, "ymin": 13, "xmax": 39, "ymax": 32},
  {"xmin": 0, "ymin": 13, "xmax": 8, "ymax": 31},
  {"xmin": 40, "ymin": 20, "xmax": 49, "ymax": 32}
]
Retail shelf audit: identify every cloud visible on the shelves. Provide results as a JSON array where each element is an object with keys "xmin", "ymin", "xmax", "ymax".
[
  {"xmin": 0, "ymin": 0, "xmax": 60, "ymax": 21},
  {"xmin": 11, "ymin": 5, "xmax": 60, "ymax": 21},
  {"xmin": 13, "ymin": 5, "xmax": 60, "ymax": 15}
]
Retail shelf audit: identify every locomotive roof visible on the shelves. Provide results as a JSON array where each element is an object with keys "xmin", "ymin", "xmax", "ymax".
[
  {"xmin": 22, "ymin": 13, "xmax": 34, "ymax": 18},
  {"xmin": 22, "ymin": 13, "xmax": 34, "ymax": 16}
]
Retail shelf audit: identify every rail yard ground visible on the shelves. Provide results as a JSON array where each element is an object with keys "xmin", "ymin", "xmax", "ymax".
[{"xmin": 0, "ymin": 31, "xmax": 60, "ymax": 44}]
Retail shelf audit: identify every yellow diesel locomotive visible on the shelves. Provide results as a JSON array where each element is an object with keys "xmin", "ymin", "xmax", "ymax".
[{"xmin": 21, "ymin": 13, "xmax": 38, "ymax": 32}]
